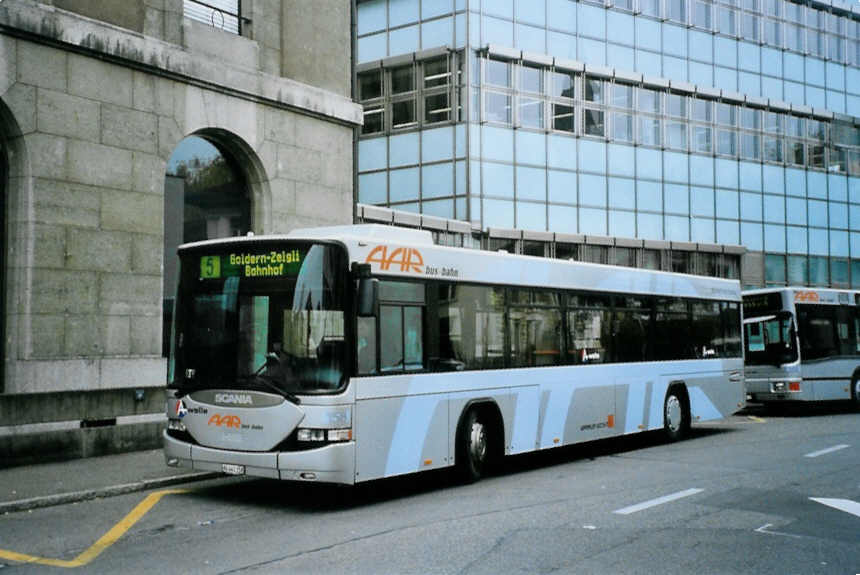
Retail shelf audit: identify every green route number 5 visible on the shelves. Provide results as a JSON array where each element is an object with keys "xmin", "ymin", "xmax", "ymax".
[{"xmin": 200, "ymin": 255, "xmax": 221, "ymax": 279}]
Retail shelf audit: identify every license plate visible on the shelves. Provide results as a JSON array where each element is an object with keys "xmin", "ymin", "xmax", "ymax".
[{"xmin": 221, "ymin": 463, "xmax": 245, "ymax": 475}]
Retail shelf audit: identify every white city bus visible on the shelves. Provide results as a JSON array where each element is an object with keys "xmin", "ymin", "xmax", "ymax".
[
  {"xmin": 164, "ymin": 225, "xmax": 744, "ymax": 484},
  {"xmin": 743, "ymin": 287, "xmax": 860, "ymax": 407}
]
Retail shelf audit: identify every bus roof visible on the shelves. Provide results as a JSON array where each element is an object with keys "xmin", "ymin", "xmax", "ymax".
[
  {"xmin": 743, "ymin": 286, "xmax": 860, "ymax": 305},
  {"xmin": 180, "ymin": 225, "xmax": 741, "ymax": 302}
]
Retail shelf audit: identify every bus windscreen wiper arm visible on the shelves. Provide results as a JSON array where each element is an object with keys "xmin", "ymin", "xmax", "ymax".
[{"xmin": 238, "ymin": 373, "xmax": 302, "ymax": 405}]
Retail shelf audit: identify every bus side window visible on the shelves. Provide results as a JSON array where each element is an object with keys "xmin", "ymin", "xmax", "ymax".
[
  {"xmin": 855, "ymin": 313, "xmax": 860, "ymax": 353},
  {"xmin": 357, "ymin": 316, "xmax": 377, "ymax": 375}
]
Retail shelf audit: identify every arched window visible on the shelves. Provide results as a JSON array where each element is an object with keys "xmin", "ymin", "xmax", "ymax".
[
  {"xmin": 0, "ymin": 137, "xmax": 6, "ymax": 392},
  {"xmin": 163, "ymin": 135, "xmax": 250, "ymax": 355}
]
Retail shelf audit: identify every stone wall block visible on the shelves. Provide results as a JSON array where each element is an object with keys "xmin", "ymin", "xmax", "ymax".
[
  {"xmin": 132, "ymin": 71, "xmax": 156, "ymax": 113},
  {"xmin": 29, "ymin": 269, "xmax": 98, "ymax": 314},
  {"xmin": 27, "ymin": 314, "xmax": 65, "ymax": 358},
  {"xmin": 295, "ymin": 184, "xmax": 351, "ymax": 224},
  {"xmin": 153, "ymin": 77, "xmax": 175, "ymax": 118},
  {"xmin": 294, "ymin": 115, "xmax": 347, "ymax": 154},
  {"xmin": 130, "ymin": 233, "xmax": 162, "ymax": 274},
  {"xmin": 4, "ymin": 83, "xmax": 37, "ymax": 135},
  {"xmin": 68, "ymin": 54, "xmax": 132, "ymax": 107},
  {"xmin": 157, "ymin": 116, "xmax": 183, "ymax": 160},
  {"xmin": 18, "ymin": 42, "xmax": 66, "ymax": 91},
  {"xmin": 64, "ymin": 314, "xmax": 104, "ymax": 356},
  {"xmin": 101, "ymin": 189, "xmax": 162, "ymax": 234},
  {"xmin": 260, "ymin": 46, "xmax": 281, "ymax": 78},
  {"xmin": 8, "ymin": 359, "xmax": 101, "ymax": 393},
  {"xmin": 30, "ymin": 224, "xmax": 67, "ymax": 269},
  {"xmin": 267, "ymin": 178, "xmax": 296, "ymax": 215},
  {"xmin": 143, "ymin": 7, "xmax": 165, "ymax": 40},
  {"xmin": 103, "ymin": 315, "xmax": 132, "ymax": 356},
  {"xmin": 27, "ymin": 133, "xmax": 67, "ymax": 180},
  {"xmin": 164, "ymin": 8, "xmax": 183, "ymax": 45},
  {"xmin": 101, "ymin": 104, "xmax": 157, "ymax": 154},
  {"xmin": 278, "ymin": 145, "xmax": 321, "ymax": 184},
  {"xmin": 37, "ymin": 88, "xmax": 100, "ymax": 142},
  {"xmin": 132, "ymin": 152, "xmax": 167, "ymax": 195},
  {"xmin": 66, "ymin": 228, "xmax": 132, "ymax": 273},
  {"xmin": 99, "ymin": 274, "xmax": 161, "ymax": 315},
  {"xmin": 100, "ymin": 357, "xmax": 167, "ymax": 389},
  {"xmin": 0, "ymin": 36, "xmax": 16, "ymax": 96},
  {"xmin": 33, "ymin": 179, "xmax": 101, "ymax": 228},
  {"xmin": 281, "ymin": 0, "xmax": 350, "ymax": 97},
  {"xmin": 130, "ymin": 314, "xmax": 161, "ymax": 356},
  {"xmin": 68, "ymin": 141, "xmax": 132, "ymax": 190}
]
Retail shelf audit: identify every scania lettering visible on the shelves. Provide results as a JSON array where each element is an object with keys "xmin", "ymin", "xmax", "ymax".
[
  {"xmin": 214, "ymin": 393, "xmax": 253, "ymax": 405},
  {"xmin": 164, "ymin": 225, "xmax": 745, "ymax": 485},
  {"xmin": 743, "ymin": 287, "xmax": 860, "ymax": 407}
]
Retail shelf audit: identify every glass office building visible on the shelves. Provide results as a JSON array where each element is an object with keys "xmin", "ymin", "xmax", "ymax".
[{"xmin": 354, "ymin": 0, "xmax": 860, "ymax": 288}]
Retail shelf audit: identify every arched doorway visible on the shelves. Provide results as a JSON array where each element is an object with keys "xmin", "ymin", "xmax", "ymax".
[{"xmin": 163, "ymin": 134, "xmax": 251, "ymax": 355}]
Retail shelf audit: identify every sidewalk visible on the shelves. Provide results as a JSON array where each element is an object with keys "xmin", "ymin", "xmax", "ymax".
[{"xmin": 0, "ymin": 449, "xmax": 219, "ymax": 514}]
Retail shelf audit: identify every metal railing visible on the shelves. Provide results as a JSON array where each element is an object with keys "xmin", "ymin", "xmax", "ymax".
[{"xmin": 183, "ymin": 0, "xmax": 250, "ymax": 35}]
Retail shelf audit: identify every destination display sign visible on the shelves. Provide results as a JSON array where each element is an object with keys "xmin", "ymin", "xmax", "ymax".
[
  {"xmin": 199, "ymin": 249, "xmax": 303, "ymax": 279},
  {"xmin": 742, "ymin": 293, "xmax": 783, "ymax": 316}
]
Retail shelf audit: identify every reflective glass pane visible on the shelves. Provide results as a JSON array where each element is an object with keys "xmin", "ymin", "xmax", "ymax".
[
  {"xmin": 552, "ymin": 71, "xmax": 576, "ymax": 99},
  {"xmin": 584, "ymin": 109, "xmax": 605, "ymax": 136},
  {"xmin": 553, "ymin": 103, "xmax": 575, "ymax": 132},
  {"xmin": 486, "ymin": 58, "xmax": 511, "ymax": 87},
  {"xmin": 519, "ymin": 97, "xmax": 544, "ymax": 128},
  {"xmin": 585, "ymin": 78, "xmax": 604, "ymax": 103},
  {"xmin": 668, "ymin": 94, "xmax": 688, "ymax": 118},
  {"xmin": 521, "ymin": 65, "xmax": 543, "ymax": 93}
]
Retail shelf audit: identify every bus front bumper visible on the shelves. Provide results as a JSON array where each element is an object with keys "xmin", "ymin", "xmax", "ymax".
[
  {"xmin": 746, "ymin": 377, "xmax": 811, "ymax": 402},
  {"xmin": 163, "ymin": 431, "xmax": 356, "ymax": 485}
]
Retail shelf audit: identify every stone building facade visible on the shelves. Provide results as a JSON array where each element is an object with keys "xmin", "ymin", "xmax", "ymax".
[{"xmin": 0, "ymin": 0, "xmax": 359, "ymax": 462}]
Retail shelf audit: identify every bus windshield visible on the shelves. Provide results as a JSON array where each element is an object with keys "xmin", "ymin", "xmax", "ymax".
[
  {"xmin": 743, "ymin": 312, "xmax": 798, "ymax": 366},
  {"xmin": 169, "ymin": 242, "xmax": 349, "ymax": 395}
]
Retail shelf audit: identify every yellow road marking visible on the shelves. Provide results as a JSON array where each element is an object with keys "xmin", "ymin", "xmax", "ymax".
[
  {"xmin": 747, "ymin": 415, "xmax": 767, "ymax": 423},
  {"xmin": 0, "ymin": 489, "xmax": 187, "ymax": 568}
]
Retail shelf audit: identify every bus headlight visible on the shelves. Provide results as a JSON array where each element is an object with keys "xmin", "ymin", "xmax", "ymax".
[
  {"xmin": 296, "ymin": 428, "xmax": 352, "ymax": 442},
  {"xmin": 167, "ymin": 419, "xmax": 186, "ymax": 432}
]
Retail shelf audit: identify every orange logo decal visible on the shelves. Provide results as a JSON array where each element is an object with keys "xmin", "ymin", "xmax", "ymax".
[
  {"xmin": 208, "ymin": 414, "xmax": 242, "ymax": 428},
  {"xmin": 365, "ymin": 245, "xmax": 424, "ymax": 274},
  {"xmin": 794, "ymin": 291, "xmax": 820, "ymax": 303}
]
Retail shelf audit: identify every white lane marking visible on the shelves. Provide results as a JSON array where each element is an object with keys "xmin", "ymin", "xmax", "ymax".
[
  {"xmin": 804, "ymin": 444, "xmax": 850, "ymax": 458},
  {"xmin": 613, "ymin": 488, "xmax": 705, "ymax": 515},
  {"xmin": 809, "ymin": 498, "xmax": 860, "ymax": 518},
  {"xmin": 754, "ymin": 523, "xmax": 804, "ymax": 539}
]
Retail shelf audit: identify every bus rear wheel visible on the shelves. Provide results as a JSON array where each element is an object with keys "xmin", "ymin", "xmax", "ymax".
[
  {"xmin": 457, "ymin": 408, "xmax": 490, "ymax": 483},
  {"xmin": 663, "ymin": 386, "xmax": 690, "ymax": 442}
]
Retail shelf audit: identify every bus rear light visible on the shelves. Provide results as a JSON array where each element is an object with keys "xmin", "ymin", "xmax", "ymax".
[{"xmin": 788, "ymin": 382, "xmax": 801, "ymax": 392}]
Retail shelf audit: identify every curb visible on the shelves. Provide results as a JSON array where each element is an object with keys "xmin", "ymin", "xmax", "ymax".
[{"xmin": 0, "ymin": 472, "xmax": 221, "ymax": 515}]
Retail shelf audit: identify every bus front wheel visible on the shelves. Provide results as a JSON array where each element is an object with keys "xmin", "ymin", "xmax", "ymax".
[
  {"xmin": 852, "ymin": 377, "xmax": 860, "ymax": 411},
  {"xmin": 663, "ymin": 386, "xmax": 690, "ymax": 442}
]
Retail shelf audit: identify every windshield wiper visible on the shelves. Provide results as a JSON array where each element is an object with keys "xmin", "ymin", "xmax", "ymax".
[{"xmin": 238, "ymin": 354, "xmax": 302, "ymax": 405}]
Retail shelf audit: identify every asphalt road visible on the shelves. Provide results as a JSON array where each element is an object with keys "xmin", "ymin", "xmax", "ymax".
[{"xmin": 1, "ymin": 404, "xmax": 858, "ymax": 574}]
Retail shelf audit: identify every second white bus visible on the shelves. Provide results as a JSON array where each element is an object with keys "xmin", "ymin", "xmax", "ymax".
[
  {"xmin": 164, "ymin": 225, "xmax": 745, "ymax": 484},
  {"xmin": 743, "ymin": 287, "xmax": 860, "ymax": 406}
]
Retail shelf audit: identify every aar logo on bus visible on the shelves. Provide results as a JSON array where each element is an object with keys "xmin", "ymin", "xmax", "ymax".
[
  {"xmin": 208, "ymin": 414, "xmax": 242, "ymax": 428},
  {"xmin": 365, "ymin": 245, "xmax": 424, "ymax": 274}
]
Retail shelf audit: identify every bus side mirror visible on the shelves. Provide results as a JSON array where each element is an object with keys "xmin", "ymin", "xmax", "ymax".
[{"xmin": 358, "ymin": 277, "xmax": 378, "ymax": 318}]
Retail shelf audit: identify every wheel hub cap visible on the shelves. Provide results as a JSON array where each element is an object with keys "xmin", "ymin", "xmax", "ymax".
[{"xmin": 469, "ymin": 422, "xmax": 486, "ymax": 464}]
